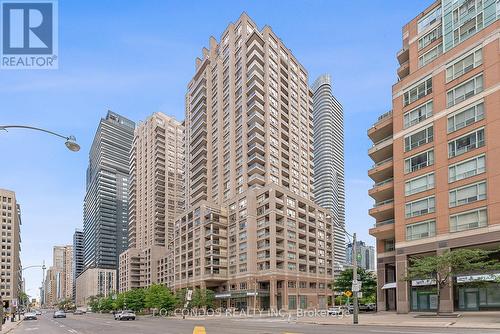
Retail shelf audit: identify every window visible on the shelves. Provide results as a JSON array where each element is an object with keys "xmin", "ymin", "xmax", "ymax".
[
  {"xmin": 405, "ymin": 173, "xmax": 435, "ymax": 196},
  {"xmin": 447, "ymin": 74, "xmax": 483, "ymax": 107},
  {"xmin": 449, "ymin": 154, "xmax": 485, "ymax": 182},
  {"xmin": 405, "ymin": 196, "xmax": 435, "ymax": 218},
  {"xmin": 447, "ymin": 102, "xmax": 484, "ymax": 133},
  {"xmin": 446, "ymin": 48, "xmax": 482, "ymax": 82},
  {"xmin": 288, "ymin": 295, "xmax": 297, "ymax": 310},
  {"xmin": 450, "ymin": 207, "xmax": 487, "ymax": 232},
  {"xmin": 448, "ymin": 128, "xmax": 484, "ymax": 158},
  {"xmin": 404, "ymin": 78, "xmax": 433, "ymax": 106},
  {"xmin": 406, "ymin": 220, "xmax": 436, "ymax": 240},
  {"xmin": 405, "ymin": 150, "xmax": 434, "ymax": 173},
  {"xmin": 419, "ymin": 44, "xmax": 443, "ymax": 67},
  {"xmin": 404, "ymin": 125, "xmax": 433, "ymax": 151},
  {"xmin": 452, "ymin": 12, "xmax": 484, "ymax": 46},
  {"xmin": 404, "ymin": 101, "xmax": 433, "ymax": 129},
  {"xmin": 418, "ymin": 26, "xmax": 443, "ymax": 50},
  {"xmin": 449, "ymin": 181, "xmax": 486, "ymax": 207},
  {"xmin": 418, "ymin": 6, "xmax": 441, "ymax": 33}
]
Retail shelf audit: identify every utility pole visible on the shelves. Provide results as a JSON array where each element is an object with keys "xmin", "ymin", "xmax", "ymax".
[{"xmin": 352, "ymin": 233, "xmax": 359, "ymax": 325}]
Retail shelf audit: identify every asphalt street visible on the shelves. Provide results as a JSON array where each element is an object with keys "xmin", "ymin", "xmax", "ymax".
[{"xmin": 11, "ymin": 312, "xmax": 500, "ymax": 334}]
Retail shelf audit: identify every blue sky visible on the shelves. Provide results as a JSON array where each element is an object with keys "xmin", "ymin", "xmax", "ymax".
[{"xmin": 0, "ymin": 0, "xmax": 433, "ymax": 299}]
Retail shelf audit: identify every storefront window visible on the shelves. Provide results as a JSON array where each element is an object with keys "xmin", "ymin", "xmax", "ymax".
[{"xmin": 288, "ymin": 295, "xmax": 297, "ymax": 310}]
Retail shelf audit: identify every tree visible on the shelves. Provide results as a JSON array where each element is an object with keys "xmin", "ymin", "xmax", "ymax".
[
  {"xmin": 190, "ymin": 289, "xmax": 215, "ymax": 309},
  {"xmin": 404, "ymin": 248, "xmax": 500, "ymax": 315},
  {"xmin": 175, "ymin": 288, "xmax": 188, "ymax": 308},
  {"xmin": 87, "ymin": 295, "xmax": 101, "ymax": 312},
  {"xmin": 144, "ymin": 284, "xmax": 176, "ymax": 313},
  {"xmin": 124, "ymin": 288, "xmax": 145, "ymax": 312},
  {"xmin": 98, "ymin": 296, "xmax": 114, "ymax": 312},
  {"xmin": 18, "ymin": 292, "xmax": 30, "ymax": 309},
  {"xmin": 57, "ymin": 298, "xmax": 74, "ymax": 311},
  {"xmin": 332, "ymin": 268, "xmax": 377, "ymax": 305}
]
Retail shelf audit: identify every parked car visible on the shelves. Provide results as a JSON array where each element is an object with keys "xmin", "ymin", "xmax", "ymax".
[
  {"xmin": 359, "ymin": 303, "xmax": 376, "ymax": 312},
  {"xmin": 114, "ymin": 310, "xmax": 136, "ymax": 321},
  {"xmin": 74, "ymin": 310, "xmax": 84, "ymax": 315},
  {"xmin": 327, "ymin": 306, "xmax": 342, "ymax": 315},
  {"xmin": 24, "ymin": 312, "xmax": 37, "ymax": 320},
  {"xmin": 35, "ymin": 310, "xmax": 42, "ymax": 316},
  {"xmin": 53, "ymin": 310, "xmax": 66, "ymax": 318}
]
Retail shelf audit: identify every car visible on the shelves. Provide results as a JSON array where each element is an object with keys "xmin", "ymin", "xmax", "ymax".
[
  {"xmin": 327, "ymin": 306, "xmax": 342, "ymax": 315},
  {"xmin": 114, "ymin": 310, "xmax": 136, "ymax": 321},
  {"xmin": 53, "ymin": 310, "xmax": 66, "ymax": 318},
  {"xmin": 24, "ymin": 312, "xmax": 37, "ymax": 320},
  {"xmin": 35, "ymin": 310, "xmax": 42, "ymax": 316},
  {"xmin": 359, "ymin": 303, "xmax": 376, "ymax": 312},
  {"xmin": 74, "ymin": 310, "xmax": 84, "ymax": 315}
]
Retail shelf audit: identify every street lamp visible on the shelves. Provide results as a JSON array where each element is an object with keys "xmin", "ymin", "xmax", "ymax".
[
  {"xmin": 0, "ymin": 125, "xmax": 80, "ymax": 152},
  {"xmin": 13, "ymin": 263, "xmax": 46, "ymax": 321}
]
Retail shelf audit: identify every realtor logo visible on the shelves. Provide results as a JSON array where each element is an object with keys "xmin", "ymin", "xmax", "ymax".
[{"xmin": 1, "ymin": 0, "xmax": 58, "ymax": 69}]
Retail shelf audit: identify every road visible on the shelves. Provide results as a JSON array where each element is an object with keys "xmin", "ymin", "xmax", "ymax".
[{"xmin": 12, "ymin": 312, "xmax": 500, "ymax": 334}]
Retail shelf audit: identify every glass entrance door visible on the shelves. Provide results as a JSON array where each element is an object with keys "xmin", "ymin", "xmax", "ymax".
[{"xmin": 465, "ymin": 290, "xmax": 479, "ymax": 310}]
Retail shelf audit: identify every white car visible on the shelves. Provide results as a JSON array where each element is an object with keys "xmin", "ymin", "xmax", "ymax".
[
  {"xmin": 327, "ymin": 307, "xmax": 342, "ymax": 315},
  {"xmin": 24, "ymin": 312, "xmax": 37, "ymax": 320},
  {"xmin": 114, "ymin": 310, "xmax": 136, "ymax": 321}
]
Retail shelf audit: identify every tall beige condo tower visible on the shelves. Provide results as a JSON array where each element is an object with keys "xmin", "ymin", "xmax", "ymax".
[
  {"xmin": 175, "ymin": 13, "xmax": 335, "ymax": 311},
  {"xmin": 0, "ymin": 189, "xmax": 22, "ymax": 313},
  {"xmin": 369, "ymin": 0, "xmax": 499, "ymax": 313},
  {"xmin": 119, "ymin": 112, "xmax": 184, "ymax": 292}
]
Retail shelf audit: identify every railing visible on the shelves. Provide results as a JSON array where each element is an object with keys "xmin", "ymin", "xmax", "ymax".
[
  {"xmin": 375, "ymin": 219, "xmax": 395, "ymax": 227},
  {"xmin": 371, "ymin": 110, "xmax": 393, "ymax": 128},
  {"xmin": 373, "ymin": 199, "xmax": 394, "ymax": 208},
  {"xmin": 373, "ymin": 178, "xmax": 394, "ymax": 188},
  {"xmin": 371, "ymin": 135, "xmax": 393, "ymax": 148},
  {"xmin": 372, "ymin": 157, "xmax": 393, "ymax": 169}
]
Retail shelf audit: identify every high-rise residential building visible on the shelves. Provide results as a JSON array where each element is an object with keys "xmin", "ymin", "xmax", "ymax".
[
  {"xmin": 312, "ymin": 74, "xmax": 346, "ymax": 270},
  {"xmin": 75, "ymin": 268, "xmax": 116, "ymax": 308},
  {"xmin": 345, "ymin": 240, "xmax": 375, "ymax": 272},
  {"xmin": 83, "ymin": 111, "xmax": 135, "ymax": 273},
  {"xmin": 48, "ymin": 245, "xmax": 73, "ymax": 302},
  {"xmin": 173, "ymin": 13, "xmax": 335, "ymax": 311},
  {"xmin": 63, "ymin": 246, "xmax": 73, "ymax": 300},
  {"xmin": 0, "ymin": 189, "xmax": 22, "ymax": 313},
  {"xmin": 119, "ymin": 112, "xmax": 185, "ymax": 292},
  {"xmin": 368, "ymin": 0, "xmax": 499, "ymax": 313},
  {"xmin": 72, "ymin": 229, "xmax": 84, "ymax": 301},
  {"xmin": 43, "ymin": 267, "xmax": 56, "ymax": 306}
]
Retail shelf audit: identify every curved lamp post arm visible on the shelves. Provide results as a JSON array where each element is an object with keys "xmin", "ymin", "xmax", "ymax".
[{"xmin": 0, "ymin": 125, "xmax": 80, "ymax": 152}]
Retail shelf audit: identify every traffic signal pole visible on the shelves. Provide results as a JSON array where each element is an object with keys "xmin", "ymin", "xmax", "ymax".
[{"xmin": 352, "ymin": 233, "xmax": 359, "ymax": 325}]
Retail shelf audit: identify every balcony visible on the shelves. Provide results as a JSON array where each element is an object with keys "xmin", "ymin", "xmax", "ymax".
[
  {"xmin": 369, "ymin": 199, "xmax": 394, "ymax": 221},
  {"xmin": 248, "ymin": 152, "xmax": 265, "ymax": 165},
  {"xmin": 368, "ymin": 178, "xmax": 394, "ymax": 202},
  {"xmin": 248, "ymin": 173, "xmax": 265, "ymax": 186},
  {"xmin": 248, "ymin": 162, "xmax": 266, "ymax": 175},
  {"xmin": 248, "ymin": 132, "xmax": 265, "ymax": 145},
  {"xmin": 397, "ymin": 47, "xmax": 409, "ymax": 65},
  {"xmin": 369, "ymin": 219, "xmax": 395, "ymax": 239},
  {"xmin": 397, "ymin": 60, "xmax": 409, "ymax": 79},
  {"xmin": 368, "ymin": 135, "xmax": 393, "ymax": 163},
  {"xmin": 248, "ymin": 142, "xmax": 265, "ymax": 155},
  {"xmin": 368, "ymin": 110, "xmax": 393, "ymax": 143}
]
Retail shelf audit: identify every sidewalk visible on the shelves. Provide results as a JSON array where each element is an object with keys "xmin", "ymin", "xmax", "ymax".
[
  {"xmin": 0, "ymin": 319, "xmax": 22, "ymax": 333},
  {"xmin": 296, "ymin": 311, "xmax": 500, "ymax": 329}
]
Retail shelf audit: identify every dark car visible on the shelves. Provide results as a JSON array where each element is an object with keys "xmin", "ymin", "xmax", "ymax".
[
  {"xmin": 53, "ymin": 310, "xmax": 66, "ymax": 318},
  {"xmin": 74, "ymin": 310, "xmax": 84, "ymax": 315}
]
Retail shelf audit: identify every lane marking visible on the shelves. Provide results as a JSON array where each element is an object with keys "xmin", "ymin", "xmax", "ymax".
[{"xmin": 193, "ymin": 326, "xmax": 206, "ymax": 334}]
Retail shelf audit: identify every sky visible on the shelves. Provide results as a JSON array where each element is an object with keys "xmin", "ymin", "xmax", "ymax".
[{"xmin": 0, "ymin": 0, "xmax": 434, "ymax": 300}]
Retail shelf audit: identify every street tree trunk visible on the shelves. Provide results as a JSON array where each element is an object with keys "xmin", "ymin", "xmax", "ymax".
[{"xmin": 436, "ymin": 282, "xmax": 441, "ymax": 316}]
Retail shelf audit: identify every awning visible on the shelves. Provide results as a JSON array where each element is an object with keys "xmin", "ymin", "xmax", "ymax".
[{"xmin": 382, "ymin": 282, "xmax": 397, "ymax": 289}]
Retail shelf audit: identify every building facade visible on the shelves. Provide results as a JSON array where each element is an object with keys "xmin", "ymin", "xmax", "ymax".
[
  {"xmin": 312, "ymin": 74, "xmax": 346, "ymax": 270},
  {"xmin": 75, "ymin": 268, "xmax": 116, "ymax": 308},
  {"xmin": 119, "ymin": 112, "xmax": 185, "ymax": 292},
  {"xmin": 173, "ymin": 13, "xmax": 335, "ymax": 311},
  {"xmin": 0, "ymin": 189, "xmax": 22, "ymax": 313},
  {"xmin": 345, "ymin": 240, "xmax": 375, "ymax": 272},
  {"xmin": 72, "ymin": 229, "xmax": 84, "ymax": 301},
  {"xmin": 369, "ymin": 0, "xmax": 499, "ymax": 313},
  {"xmin": 44, "ymin": 245, "xmax": 73, "ymax": 304},
  {"xmin": 83, "ymin": 111, "xmax": 135, "ymax": 272}
]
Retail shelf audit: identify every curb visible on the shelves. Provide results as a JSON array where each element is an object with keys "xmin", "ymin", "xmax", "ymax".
[
  {"xmin": 1, "ymin": 320, "xmax": 23, "ymax": 334},
  {"xmin": 295, "ymin": 320, "xmax": 500, "ymax": 330}
]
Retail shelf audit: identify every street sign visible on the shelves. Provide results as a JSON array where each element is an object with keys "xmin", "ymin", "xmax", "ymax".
[
  {"xmin": 186, "ymin": 289, "xmax": 193, "ymax": 301},
  {"xmin": 356, "ymin": 252, "xmax": 362, "ymax": 262},
  {"xmin": 344, "ymin": 291, "xmax": 352, "ymax": 297},
  {"xmin": 12, "ymin": 299, "xmax": 17, "ymax": 307},
  {"xmin": 352, "ymin": 281, "xmax": 362, "ymax": 292}
]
